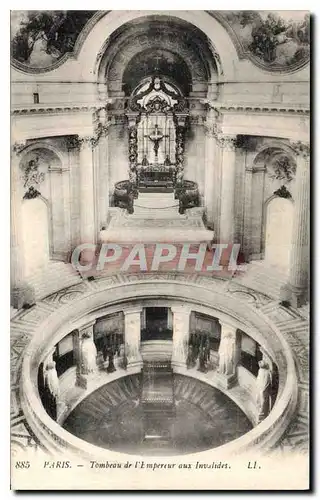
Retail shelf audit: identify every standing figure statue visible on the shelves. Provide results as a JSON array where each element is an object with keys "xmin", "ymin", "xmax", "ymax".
[
  {"xmin": 186, "ymin": 344, "xmax": 195, "ymax": 369},
  {"xmin": 218, "ymin": 333, "xmax": 235, "ymax": 376},
  {"xmin": 256, "ymin": 360, "xmax": 272, "ymax": 422},
  {"xmin": 44, "ymin": 361, "xmax": 60, "ymax": 399},
  {"xmin": 81, "ymin": 332, "xmax": 97, "ymax": 374}
]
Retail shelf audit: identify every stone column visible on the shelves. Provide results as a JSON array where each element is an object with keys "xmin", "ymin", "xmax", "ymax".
[
  {"xmin": 281, "ymin": 142, "xmax": 310, "ymax": 307},
  {"xmin": 75, "ymin": 320, "xmax": 98, "ymax": 389},
  {"xmin": 242, "ymin": 164, "xmax": 254, "ymax": 262},
  {"xmin": 11, "ymin": 144, "xmax": 35, "ymax": 308},
  {"xmin": 218, "ymin": 135, "xmax": 237, "ymax": 244},
  {"xmin": 97, "ymin": 108, "xmax": 110, "ymax": 228},
  {"xmin": 66, "ymin": 137, "xmax": 81, "ymax": 250},
  {"xmin": 171, "ymin": 305, "xmax": 191, "ymax": 369},
  {"xmin": 124, "ymin": 308, "xmax": 143, "ymax": 369},
  {"xmin": 204, "ymin": 121, "xmax": 219, "ymax": 230},
  {"xmin": 79, "ymin": 136, "xmax": 96, "ymax": 264},
  {"xmin": 215, "ymin": 320, "xmax": 239, "ymax": 389}
]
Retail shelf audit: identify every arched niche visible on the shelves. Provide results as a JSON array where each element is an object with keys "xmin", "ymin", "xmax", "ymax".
[
  {"xmin": 264, "ymin": 195, "xmax": 294, "ymax": 271},
  {"xmin": 250, "ymin": 144, "xmax": 296, "ymax": 260},
  {"xmin": 19, "ymin": 144, "xmax": 71, "ymax": 273}
]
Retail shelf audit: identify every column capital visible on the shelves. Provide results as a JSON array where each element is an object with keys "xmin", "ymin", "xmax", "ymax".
[
  {"xmin": 290, "ymin": 140, "xmax": 310, "ymax": 159},
  {"xmin": 204, "ymin": 120, "xmax": 221, "ymax": 138},
  {"xmin": 218, "ymin": 134, "xmax": 237, "ymax": 151},
  {"xmin": 78, "ymin": 135, "xmax": 98, "ymax": 150},
  {"xmin": 12, "ymin": 141, "xmax": 27, "ymax": 155},
  {"xmin": 66, "ymin": 135, "xmax": 81, "ymax": 151}
]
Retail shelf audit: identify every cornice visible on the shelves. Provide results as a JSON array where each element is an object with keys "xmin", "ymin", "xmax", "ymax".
[
  {"xmin": 12, "ymin": 100, "xmax": 310, "ymax": 117},
  {"xmin": 11, "ymin": 101, "xmax": 113, "ymax": 116},
  {"xmin": 202, "ymin": 100, "xmax": 310, "ymax": 115}
]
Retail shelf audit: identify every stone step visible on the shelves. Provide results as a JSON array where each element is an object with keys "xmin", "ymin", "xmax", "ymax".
[{"xmin": 26, "ymin": 262, "xmax": 82, "ymax": 300}]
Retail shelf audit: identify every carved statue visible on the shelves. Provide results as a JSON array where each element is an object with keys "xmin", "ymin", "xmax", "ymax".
[
  {"xmin": 80, "ymin": 332, "xmax": 97, "ymax": 374},
  {"xmin": 256, "ymin": 360, "xmax": 272, "ymax": 421},
  {"xmin": 186, "ymin": 344, "xmax": 195, "ymax": 369},
  {"xmin": 218, "ymin": 333, "xmax": 235, "ymax": 376},
  {"xmin": 44, "ymin": 361, "xmax": 60, "ymax": 399}
]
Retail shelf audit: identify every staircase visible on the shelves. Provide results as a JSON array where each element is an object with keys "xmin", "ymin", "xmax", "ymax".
[{"xmin": 141, "ymin": 361, "xmax": 175, "ymax": 450}]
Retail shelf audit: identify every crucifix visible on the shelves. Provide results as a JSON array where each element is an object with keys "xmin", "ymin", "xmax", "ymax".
[{"xmin": 147, "ymin": 124, "xmax": 166, "ymax": 163}]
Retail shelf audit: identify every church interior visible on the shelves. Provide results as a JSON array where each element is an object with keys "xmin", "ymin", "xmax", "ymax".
[{"xmin": 11, "ymin": 11, "xmax": 309, "ymax": 460}]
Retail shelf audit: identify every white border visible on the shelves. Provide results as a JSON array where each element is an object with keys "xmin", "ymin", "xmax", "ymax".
[{"xmin": 4, "ymin": 2, "xmax": 316, "ymax": 498}]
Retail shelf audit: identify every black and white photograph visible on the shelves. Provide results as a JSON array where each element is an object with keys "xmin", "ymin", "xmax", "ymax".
[{"xmin": 10, "ymin": 9, "xmax": 310, "ymax": 490}]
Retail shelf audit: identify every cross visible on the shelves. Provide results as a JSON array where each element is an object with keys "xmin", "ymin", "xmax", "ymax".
[
  {"xmin": 154, "ymin": 55, "xmax": 162, "ymax": 72},
  {"xmin": 148, "ymin": 125, "xmax": 164, "ymax": 161}
]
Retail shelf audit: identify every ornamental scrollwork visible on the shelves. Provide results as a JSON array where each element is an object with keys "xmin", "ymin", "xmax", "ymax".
[
  {"xmin": 267, "ymin": 154, "xmax": 297, "ymax": 182},
  {"xmin": 12, "ymin": 142, "xmax": 27, "ymax": 155},
  {"xmin": 21, "ymin": 156, "xmax": 45, "ymax": 198},
  {"xmin": 274, "ymin": 185, "xmax": 292, "ymax": 199},
  {"xmin": 218, "ymin": 135, "xmax": 237, "ymax": 151},
  {"xmin": 290, "ymin": 141, "xmax": 310, "ymax": 159}
]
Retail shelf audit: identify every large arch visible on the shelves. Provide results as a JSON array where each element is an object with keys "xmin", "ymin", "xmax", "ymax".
[
  {"xmin": 96, "ymin": 16, "xmax": 216, "ymax": 93},
  {"xmin": 77, "ymin": 11, "xmax": 238, "ymax": 82}
]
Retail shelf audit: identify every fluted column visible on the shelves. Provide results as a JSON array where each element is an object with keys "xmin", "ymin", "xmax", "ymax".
[
  {"xmin": 218, "ymin": 135, "xmax": 237, "ymax": 244},
  {"xmin": 11, "ymin": 144, "xmax": 35, "ymax": 308},
  {"xmin": 75, "ymin": 320, "xmax": 97, "ymax": 389},
  {"xmin": 281, "ymin": 142, "xmax": 310, "ymax": 307},
  {"xmin": 79, "ymin": 136, "xmax": 96, "ymax": 246},
  {"xmin": 216, "ymin": 320, "xmax": 239, "ymax": 389},
  {"xmin": 124, "ymin": 307, "xmax": 143, "ymax": 369},
  {"xmin": 171, "ymin": 305, "xmax": 190, "ymax": 369}
]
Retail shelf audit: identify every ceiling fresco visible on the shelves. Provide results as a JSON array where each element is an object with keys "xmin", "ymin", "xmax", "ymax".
[{"xmin": 10, "ymin": 10, "xmax": 310, "ymax": 73}]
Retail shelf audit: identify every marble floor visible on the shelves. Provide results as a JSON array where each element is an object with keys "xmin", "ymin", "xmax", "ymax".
[{"xmin": 63, "ymin": 373, "xmax": 252, "ymax": 456}]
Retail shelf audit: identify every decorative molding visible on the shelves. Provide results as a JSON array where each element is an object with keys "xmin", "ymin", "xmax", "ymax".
[
  {"xmin": 289, "ymin": 141, "xmax": 310, "ymax": 159},
  {"xmin": 267, "ymin": 155, "xmax": 297, "ymax": 182},
  {"xmin": 21, "ymin": 156, "xmax": 45, "ymax": 198},
  {"xmin": 12, "ymin": 142, "xmax": 27, "ymax": 155},
  {"xmin": 218, "ymin": 134, "xmax": 237, "ymax": 151},
  {"xmin": 12, "ymin": 102, "xmax": 310, "ymax": 117},
  {"xmin": 203, "ymin": 100, "xmax": 310, "ymax": 115},
  {"xmin": 12, "ymin": 103, "xmax": 112, "ymax": 116},
  {"xmin": 66, "ymin": 136, "xmax": 81, "ymax": 151},
  {"xmin": 274, "ymin": 185, "xmax": 293, "ymax": 199}
]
